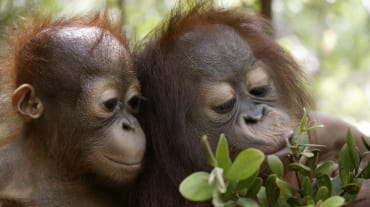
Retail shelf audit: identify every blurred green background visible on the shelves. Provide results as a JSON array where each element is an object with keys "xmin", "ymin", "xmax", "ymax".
[{"xmin": 0, "ymin": 0, "xmax": 369, "ymax": 135}]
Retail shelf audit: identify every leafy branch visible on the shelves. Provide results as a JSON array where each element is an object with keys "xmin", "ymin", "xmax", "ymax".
[{"xmin": 179, "ymin": 109, "xmax": 370, "ymax": 207}]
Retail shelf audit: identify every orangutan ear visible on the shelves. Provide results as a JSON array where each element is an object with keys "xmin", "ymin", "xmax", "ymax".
[{"xmin": 12, "ymin": 84, "xmax": 44, "ymax": 120}]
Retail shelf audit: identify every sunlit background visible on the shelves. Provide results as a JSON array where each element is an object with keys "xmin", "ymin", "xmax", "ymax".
[{"xmin": 0, "ymin": 0, "xmax": 369, "ymax": 135}]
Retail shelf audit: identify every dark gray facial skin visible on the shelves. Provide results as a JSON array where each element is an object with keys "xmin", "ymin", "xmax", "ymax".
[{"xmin": 169, "ymin": 24, "xmax": 293, "ymax": 156}]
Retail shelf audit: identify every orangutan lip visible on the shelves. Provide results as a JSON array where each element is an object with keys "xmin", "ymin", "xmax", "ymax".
[
  {"xmin": 266, "ymin": 131, "xmax": 293, "ymax": 158},
  {"xmin": 103, "ymin": 155, "xmax": 142, "ymax": 168},
  {"xmin": 267, "ymin": 131, "xmax": 293, "ymax": 158}
]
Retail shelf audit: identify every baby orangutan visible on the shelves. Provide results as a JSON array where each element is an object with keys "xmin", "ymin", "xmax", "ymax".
[
  {"xmin": 133, "ymin": 3, "xmax": 368, "ymax": 206},
  {"xmin": 0, "ymin": 14, "xmax": 145, "ymax": 206}
]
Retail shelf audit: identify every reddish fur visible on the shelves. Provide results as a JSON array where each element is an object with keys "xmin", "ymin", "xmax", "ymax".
[{"xmin": 1, "ymin": 13, "xmax": 129, "ymax": 88}]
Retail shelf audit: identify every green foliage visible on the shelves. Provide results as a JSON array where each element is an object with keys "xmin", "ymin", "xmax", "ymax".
[
  {"xmin": 226, "ymin": 148, "xmax": 264, "ymax": 181},
  {"xmin": 320, "ymin": 196, "xmax": 345, "ymax": 207},
  {"xmin": 179, "ymin": 109, "xmax": 370, "ymax": 206},
  {"xmin": 216, "ymin": 134, "xmax": 232, "ymax": 173},
  {"xmin": 279, "ymin": 0, "xmax": 370, "ymax": 122},
  {"xmin": 267, "ymin": 155, "xmax": 284, "ymax": 177},
  {"xmin": 202, "ymin": 135, "xmax": 218, "ymax": 167},
  {"xmin": 179, "ymin": 172, "xmax": 213, "ymax": 201},
  {"xmin": 0, "ymin": 0, "xmax": 369, "ymax": 124}
]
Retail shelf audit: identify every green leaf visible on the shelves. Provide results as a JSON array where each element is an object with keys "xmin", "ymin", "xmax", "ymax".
[
  {"xmin": 237, "ymin": 171, "xmax": 258, "ymax": 191},
  {"xmin": 238, "ymin": 188, "xmax": 248, "ymax": 198},
  {"xmin": 315, "ymin": 186, "xmax": 329, "ymax": 202},
  {"xmin": 226, "ymin": 148, "xmax": 264, "ymax": 181},
  {"xmin": 266, "ymin": 175, "xmax": 280, "ymax": 206},
  {"xmin": 319, "ymin": 196, "xmax": 345, "ymax": 207},
  {"xmin": 301, "ymin": 205, "xmax": 314, "ymax": 207},
  {"xmin": 361, "ymin": 136, "xmax": 370, "ymax": 151},
  {"xmin": 179, "ymin": 172, "xmax": 213, "ymax": 202},
  {"xmin": 212, "ymin": 190, "xmax": 236, "ymax": 207},
  {"xmin": 297, "ymin": 132, "xmax": 309, "ymax": 152},
  {"xmin": 299, "ymin": 107, "xmax": 308, "ymax": 132},
  {"xmin": 298, "ymin": 143, "xmax": 327, "ymax": 148},
  {"xmin": 246, "ymin": 177, "xmax": 263, "ymax": 197},
  {"xmin": 346, "ymin": 130, "xmax": 360, "ymax": 172},
  {"xmin": 267, "ymin": 155, "xmax": 284, "ymax": 177},
  {"xmin": 361, "ymin": 162, "xmax": 370, "ymax": 179},
  {"xmin": 224, "ymin": 201, "xmax": 237, "ymax": 207},
  {"xmin": 221, "ymin": 180, "xmax": 238, "ymax": 201},
  {"xmin": 343, "ymin": 179, "xmax": 363, "ymax": 201},
  {"xmin": 304, "ymin": 197, "xmax": 315, "ymax": 206},
  {"xmin": 305, "ymin": 124, "xmax": 324, "ymax": 131},
  {"xmin": 287, "ymin": 197, "xmax": 301, "ymax": 206},
  {"xmin": 202, "ymin": 135, "xmax": 217, "ymax": 167},
  {"xmin": 339, "ymin": 143, "xmax": 355, "ymax": 185},
  {"xmin": 302, "ymin": 176, "xmax": 313, "ymax": 197},
  {"xmin": 236, "ymin": 198, "xmax": 258, "ymax": 207},
  {"xmin": 222, "ymin": 181, "xmax": 238, "ymax": 201},
  {"xmin": 215, "ymin": 134, "xmax": 232, "ymax": 173},
  {"xmin": 331, "ymin": 176, "xmax": 343, "ymax": 196},
  {"xmin": 315, "ymin": 161, "xmax": 335, "ymax": 177},
  {"xmin": 257, "ymin": 187, "xmax": 269, "ymax": 207},
  {"xmin": 276, "ymin": 178, "xmax": 298, "ymax": 197},
  {"xmin": 277, "ymin": 196, "xmax": 291, "ymax": 207},
  {"xmin": 289, "ymin": 145, "xmax": 300, "ymax": 154},
  {"xmin": 288, "ymin": 163, "xmax": 311, "ymax": 176},
  {"xmin": 317, "ymin": 175, "xmax": 332, "ymax": 197},
  {"xmin": 342, "ymin": 193, "xmax": 357, "ymax": 205},
  {"xmin": 305, "ymin": 149, "xmax": 320, "ymax": 171},
  {"xmin": 342, "ymin": 183, "xmax": 361, "ymax": 194}
]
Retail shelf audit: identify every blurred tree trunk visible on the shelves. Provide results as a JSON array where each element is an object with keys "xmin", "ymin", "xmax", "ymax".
[{"xmin": 260, "ymin": 0, "xmax": 272, "ymax": 20}]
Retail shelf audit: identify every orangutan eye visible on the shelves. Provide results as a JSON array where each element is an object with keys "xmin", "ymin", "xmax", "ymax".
[
  {"xmin": 103, "ymin": 98, "xmax": 119, "ymax": 112},
  {"xmin": 213, "ymin": 98, "xmax": 236, "ymax": 114},
  {"xmin": 250, "ymin": 86, "xmax": 269, "ymax": 97},
  {"xmin": 127, "ymin": 95, "xmax": 146, "ymax": 113}
]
